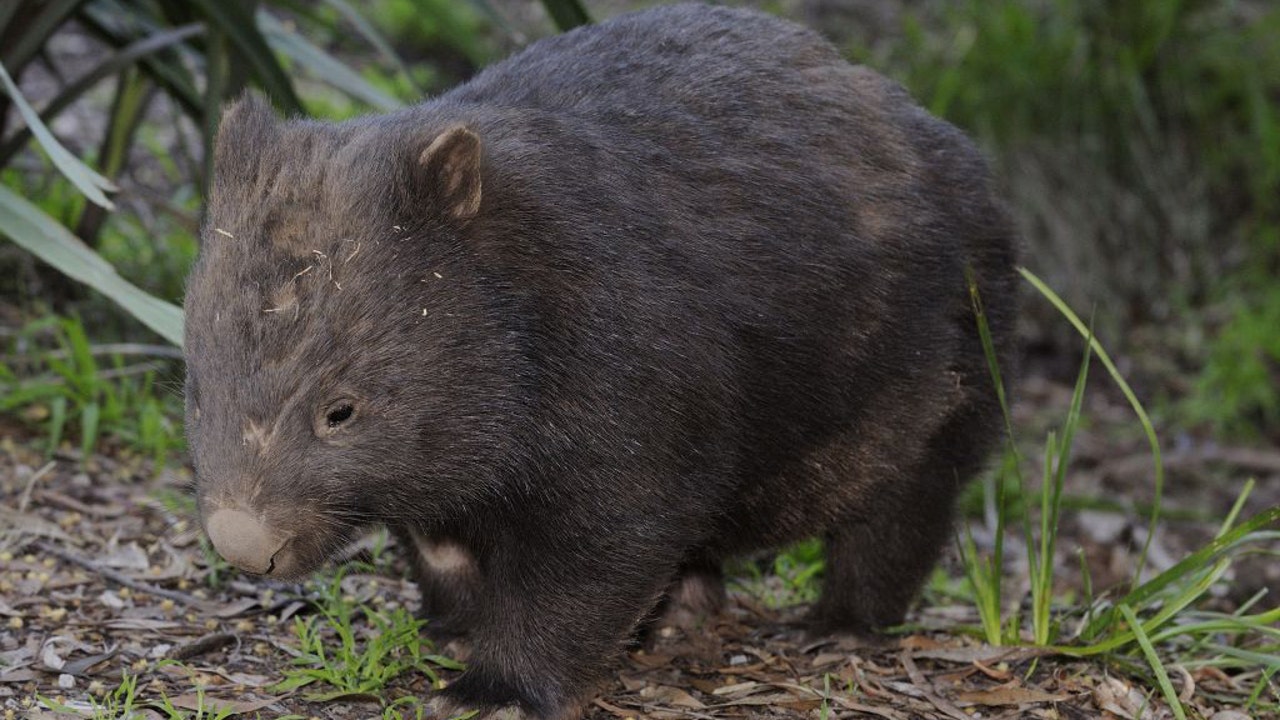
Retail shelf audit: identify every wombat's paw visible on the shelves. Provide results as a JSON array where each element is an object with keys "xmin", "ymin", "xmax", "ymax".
[
  {"xmin": 427, "ymin": 679, "xmax": 588, "ymax": 720},
  {"xmin": 439, "ymin": 637, "xmax": 472, "ymax": 662},
  {"xmin": 803, "ymin": 607, "xmax": 894, "ymax": 645},
  {"xmin": 425, "ymin": 696, "xmax": 540, "ymax": 720},
  {"xmin": 659, "ymin": 569, "xmax": 726, "ymax": 630},
  {"xmin": 419, "ymin": 617, "xmax": 473, "ymax": 645}
]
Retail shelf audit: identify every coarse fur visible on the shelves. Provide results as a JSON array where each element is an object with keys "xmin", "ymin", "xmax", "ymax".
[{"xmin": 184, "ymin": 4, "xmax": 1019, "ymax": 719}]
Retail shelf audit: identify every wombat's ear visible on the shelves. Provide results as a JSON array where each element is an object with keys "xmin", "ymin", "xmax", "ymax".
[
  {"xmin": 416, "ymin": 125, "xmax": 483, "ymax": 221},
  {"xmin": 212, "ymin": 93, "xmax": 279, "ymax": 186}
]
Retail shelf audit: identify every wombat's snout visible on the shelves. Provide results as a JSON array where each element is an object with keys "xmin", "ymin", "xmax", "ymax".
[{"xmin": 204, "ymin": 507, "xmax": 293, "ymax": 576}]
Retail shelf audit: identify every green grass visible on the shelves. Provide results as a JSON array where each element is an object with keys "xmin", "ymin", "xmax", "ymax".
[
  {"xmin": 729, "ymin": 537, "xmax": 824, "ymax": 608},
  {"xmin": 39, "ymin": 671, "xmax": 141, "ymax": 719},
  {"xmin": 1185, "ymin": 279, "xmax": 1280, "ymax": 438},
  {"xmin": 0, "ymin": 314, "xmax": 184, "ymax": 467},
  {"xmin": 274, "ymin": 569, "xmax": 462, "ymax": 706}
]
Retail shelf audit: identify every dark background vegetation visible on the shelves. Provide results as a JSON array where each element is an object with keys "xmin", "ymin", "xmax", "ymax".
[{"xmin": 2, "ymin": 0, "xmax": 1276, "ymax": 455}]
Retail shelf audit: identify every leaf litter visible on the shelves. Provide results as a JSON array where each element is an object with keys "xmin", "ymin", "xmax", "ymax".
[{"xmin": 1, "ymin": 378, "xmax": 1277, "ymax": 719}]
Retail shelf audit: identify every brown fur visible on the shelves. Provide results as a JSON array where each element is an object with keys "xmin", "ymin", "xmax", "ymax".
[{"xmin": 184, "ymin": 4, "xmax": 1019, "ymax": 718}]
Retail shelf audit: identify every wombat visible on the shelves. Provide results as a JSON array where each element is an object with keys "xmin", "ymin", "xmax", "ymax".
[{"xmin": 183, "ymin": 3, "xmax": 1019, "ymax": 718}]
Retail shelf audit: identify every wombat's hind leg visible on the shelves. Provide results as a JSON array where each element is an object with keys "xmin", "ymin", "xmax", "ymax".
[
  {"xmin": 811, "ymin": 409, "xmax": 996, "ymax": 634},
  {"xmin": 810, "ymin": 489, "xmax": 955, "ymax": 635},
  {"xmin": 395, "ymin": 527, "xmax": 482, "ymax": 642},
  {"xmin": 665, "ymin": 561, "xmax": 726, "ymax": 627},
  {"xmin": 636, "ymin": 558, "xmax": 726, "ymax": 641}
]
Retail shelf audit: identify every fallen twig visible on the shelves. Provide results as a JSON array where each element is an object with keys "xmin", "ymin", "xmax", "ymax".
[
  {"xmin": 168, "ymin": 632, "xmax": 238, "ymax": 661},
  {"xmin": 34, "ymin": 539, "xmax": 208, "ymax": 608}
]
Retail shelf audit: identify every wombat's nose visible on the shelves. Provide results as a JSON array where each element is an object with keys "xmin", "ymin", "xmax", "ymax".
[{"xmin": 205, "ymin": 508, "xmax": 290, "ymax": 575}]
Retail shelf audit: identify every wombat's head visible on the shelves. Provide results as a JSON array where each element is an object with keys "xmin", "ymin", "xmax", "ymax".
[{"xmin": 184, "ymin": 95, "xmax": 525, "ymax": 578}]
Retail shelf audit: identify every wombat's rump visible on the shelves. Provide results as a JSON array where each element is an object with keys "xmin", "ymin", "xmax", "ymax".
[{"xmin": 183, "ymin": 4, "xmax": 1019, "ymax": 718}]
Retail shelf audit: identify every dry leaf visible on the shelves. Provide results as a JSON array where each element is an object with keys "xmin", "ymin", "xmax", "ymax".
[
  {"xmin": 0, "ymin": 507, "xmax": 74, "ymax": 544},
  {"xmin": 212, "ymin": 597, "xmax": 261, "ymax": 618},
  {"xmin": 592, "ymin": 697, "xmax": 636, "ymax": 717},
  {"xmin": 639, "ymin": 684, "xmax": 705, "ymax": 708},
  {"xmin": 811, "ymin": 652, "xmax": 846, "ymax": 667},
  {"xmin": 0, "ymin": 668, "xmax": 39, "ymax": 684},
  {"xmin": 714, "ymin": 690, "xmax": 797, "ymax": 707},
  {"xmin": 956, "ymin": 685, "xmax": 1069, "ymax": 706},
  {"xmin": 100, "ymin": 541, "xmax": 150, "ymax": 570},
  {"xmin": 618, "ymin": 674, "xmax": 647, "ymax": 692},
  {"xmin": 61, "ymin": 646, "xmax": 119, "ymax": 676},
  {"xmin": 711, "ymin": 680, "xmax": 760, "ymax": 696},
  {"xmin": 899, "ymin": 634, "xmax": 946, "ymax": 650},
  {"xmin": 165, "ymin": 693, "xmax": 281, "ymax": 715},
  {"xmin": 1093, "ymin": 676, "xmax": 1157, "ymax": 720}
]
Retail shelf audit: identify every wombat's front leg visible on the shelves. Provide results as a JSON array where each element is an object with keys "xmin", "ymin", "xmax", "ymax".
[
  {"xmin": 431, "ymin": 525, "xmax": 680, "ymax": 720},
  {"xmin": 395, "ymin": 527, "xmax": 483, "ymax": 642}
]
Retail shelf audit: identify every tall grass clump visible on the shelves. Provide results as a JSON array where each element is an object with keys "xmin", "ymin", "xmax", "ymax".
[{"xmin": 960, "ymin": 268, "xmax": 1280, "ymax": 717}]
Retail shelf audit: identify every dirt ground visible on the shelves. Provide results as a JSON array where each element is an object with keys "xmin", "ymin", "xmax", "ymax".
[{"xmin": 0, "ymin": 377, "xmax": 1276, "ymax": 720}]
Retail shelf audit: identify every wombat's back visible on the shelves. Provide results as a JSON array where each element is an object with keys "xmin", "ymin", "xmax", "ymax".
[{"xmin": 420, "ymin": 4, "xmax": 1020, "ymax": 551}]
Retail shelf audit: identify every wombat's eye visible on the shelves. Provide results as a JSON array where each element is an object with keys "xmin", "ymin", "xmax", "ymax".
[{"xmin": 325, "ymin": 402, "xmax": 355, "ymax": 428}]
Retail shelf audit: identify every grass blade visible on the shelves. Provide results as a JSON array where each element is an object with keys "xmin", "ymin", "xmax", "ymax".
[
  {"xmin": 1217, "ymin": 478, "xmax": 1253, "ymax": 536},
  {"xmin": 189, "ymin": 0, "xmax": 303, "ymax": 114},
  {"xmin": 962, "ymin": 268, "xmax": 1018, "ymax": 645},
  {"xmin": 0, "ymin": 185, "xmax": 184, "ymax": 346},
  {"xmin": 1102, "ymin": 505, "xmax": 1280, "ymax": 631},
  {"xmin": 0, "ymin": 61, "xmax": 116, "ymax": 209},
  {"xmin": 256, "ymin": 10, "xmax": 403, "ymax": 111},
  {"xmin": 77, "ymin": 2, "xmax": 204, "ymax": 118},
  {"xmin": 1, "ymin": 0, "xmax": 82, "ymax": 70},
  {"xmin": 1020, "ymin": 267, "xmax": 1165, "ymax": 589},
  {"xmin": 1066, "ymin": 505, "xmax": 1279, "ymax": 652},
  {"xmin": 80, "ymin": 400, "xmax": 101, "ymax": 458},
  {"xmin": 1118, "ymin": 604, "xmax": 1187, "ymax": 720},
  {"xmin": 47, "ymin": 395, "xmax": 68, "ymax": 458},
  {"xmin": 1031, "ymin": 326, "xmax": 1092, "ymax": 644},
  {"xmin": 317, "ymin": 0, "xmax": 416, "ymax": 87},
  {"xmin": 0, "ymin": 24, "xmax": 202, "ymax": 166},
  {"xmin": 1061, "ymin": 558, "xmax": 1231, "ymax": 657}
]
